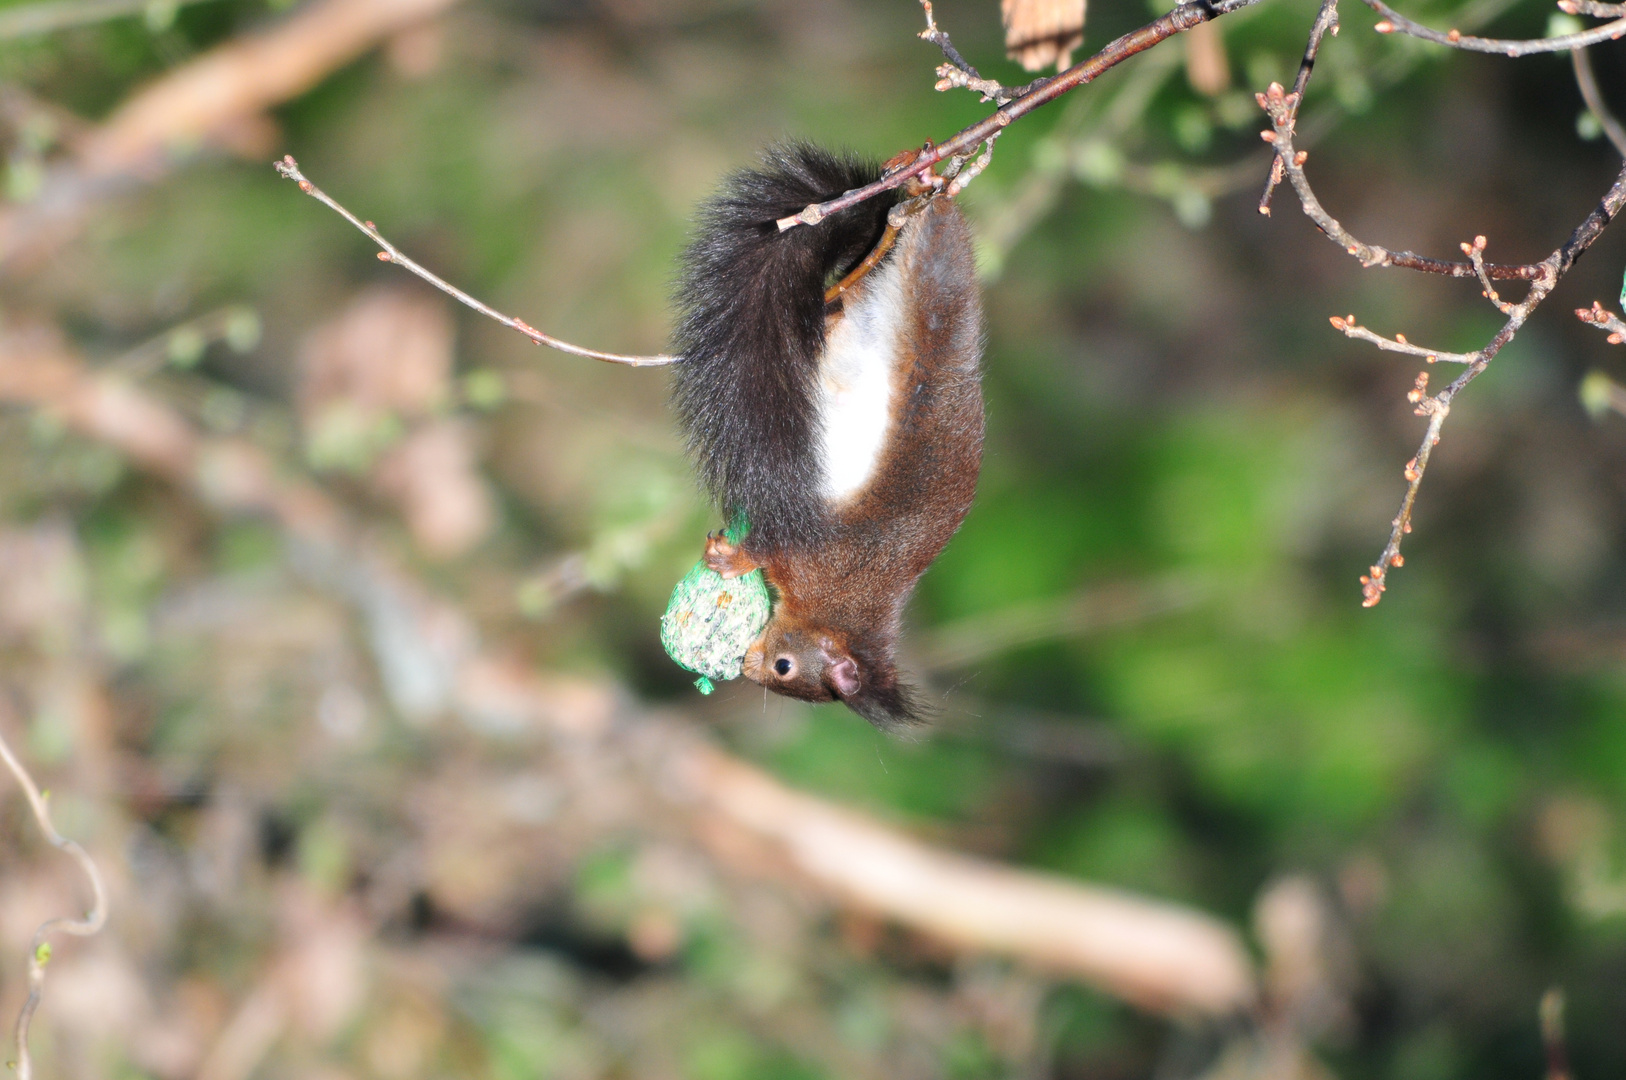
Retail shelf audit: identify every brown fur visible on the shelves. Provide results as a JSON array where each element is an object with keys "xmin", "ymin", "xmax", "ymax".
[{"xmin": 703, "ymin": 197, "xmax": 983, "ymax": 729}]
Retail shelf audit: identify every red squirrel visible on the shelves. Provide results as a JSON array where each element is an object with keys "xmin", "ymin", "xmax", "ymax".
[{"xmin": 671, "ymin": 144, "xmax": 984, "ymax": 729}]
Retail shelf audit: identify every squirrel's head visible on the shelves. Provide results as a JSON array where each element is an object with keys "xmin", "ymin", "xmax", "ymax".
[{"xmin": 742, "ymin": 618, "xmax": 925, "ymax": 731}]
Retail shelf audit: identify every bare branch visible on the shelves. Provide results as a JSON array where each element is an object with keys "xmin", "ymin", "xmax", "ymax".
[
  {"xmin": 0, "ymin": 704, "xmax": 109, "ymax": 1080},
  {"xmin": 274, "ymin": 157, "xmax": 676, "ymax": 369},
  {"xmin": 1356, "ymin": 163, "xmax": 1626, "ymax": 602},
  {"xmin": 1577, "ymin": 299, "xmax": 1626, "ymax": 340},
  {"xmin": 1328, "ymin": 314, "xmax": 1479, "ymax": 363},
  {"xmin": 0, "ymin": 332, "xmax": 1259, "ymax": 1019},
  {"xmin": 677, "ymin": 745, "xmax": 1257, "ymax": 1016},
  {"xmin": 779, "ymin": 0, "xmax": 1263, "ymax": 231},
  {"xmin": 945, "ymin": 134, "xmax": 1001, "ymax": 197},
  {"xmin": 1363, "ymin": 0, "xmax": 1626, "ymax": 55},
  {"xmin": 1573, "ymin": 45, "xmax": 1626, "ymax": 157},
  {"xmin": 1541, "ymin": 989, "xmax": 1572, "ymax": 1080},
  {"xmin": 1561, "ymin": 0, "xmax": 1626, "ymax": 15},
  {"xmin": 0, "ymin": 0, "xmax": 471, "ymax": 270},
  {"xmin": 918, "ymin": 0, "xmax": 1027, "ymax": 105},
  {"xmin": 1360, "ymin": 399, "xmax": 1447, "ymax": 606},
  {"xmin": 914, "ymin": 576, "xmax": 1204, "ymax": 673},
  {"xmin": 1256, "ymin": 83, "xmax": 1543, "ymax": 279},
  {"xmin": 1259, "ymin": 75, "xmax": 1626, "ymax": 602},
  {"xmin": 1259, "ymin": 0, "xmax": 1340, "ymax": 214}
]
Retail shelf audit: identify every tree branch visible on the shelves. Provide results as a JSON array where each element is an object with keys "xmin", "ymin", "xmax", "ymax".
[
  {"xmin": 1259, "ymin": 76, "xmax": 1626, "ymax": 602},
  {"xmin": 1573, "ymin": 44, "xmax": 1626, "ymax": 157},
  {"xmin": 0, "ymin": 329, "xmax": 1258, "ymax": 1019},
  {"xmin": 274, "ymin": 157, "xmax": 676, "ymax": 368},
  {"xmin": 0, "ymin": 0, "xmax": 469, "ymax": 270},
  {"xmin": 777, "ymin": 0, "xmax": 1264, "ymax": 231},
  {"xmin": 1259, "ymin": 0, "xmax": 1340, "ymax": 213},
  {"xmin": 1363, "ymin": 0, "xmax": 1626, "ymax": 55},
  {"xmin": 0, "ymin": 701, "xmax": 109, "ymax": 1080}
]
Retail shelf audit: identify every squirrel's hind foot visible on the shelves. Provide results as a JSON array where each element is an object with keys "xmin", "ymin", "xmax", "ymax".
[{"xmin": 704, "ymin": 532, "xmax": 760, "ymax": 579}]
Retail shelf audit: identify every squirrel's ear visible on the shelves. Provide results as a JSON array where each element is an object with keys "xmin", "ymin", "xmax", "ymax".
[{"xmin": 826, "ymin": 654, "xmax": 861, "ymax": 698}]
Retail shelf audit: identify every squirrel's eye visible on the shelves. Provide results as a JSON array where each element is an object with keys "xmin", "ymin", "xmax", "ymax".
[{"xmin": 774, "ymin": 657, "xmax": 793, "ymax": 676}]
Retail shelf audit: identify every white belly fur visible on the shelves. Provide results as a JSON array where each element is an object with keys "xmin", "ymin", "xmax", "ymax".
[{"xmin": 816, "ymin": 255, "xmax": 905, "ymax": 504}]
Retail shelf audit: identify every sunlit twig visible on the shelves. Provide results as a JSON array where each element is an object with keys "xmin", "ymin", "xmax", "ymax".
[
  {"xmin": 1259, "ymin": 70, "xmax": 1626, "ymax": 604},
  {"xmin": 1363, "ymin": 0, "xmax": 1626, "ymax": 54},
  {"xmin": 777, "ymin": 0, "xmax": 1262, "ymax": 230},
  {"xmin": 0, "ymin": 707, "xmax": 109, "ymax": 1080},
  {"xmin": 274, "ymin": 157, "xmax": 676, "ymax": 368}
]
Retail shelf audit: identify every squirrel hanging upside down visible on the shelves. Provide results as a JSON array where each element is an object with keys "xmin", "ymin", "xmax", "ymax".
[{"xmin": 671, "ymin": 144, "xmax": 985, "ymax": 730}]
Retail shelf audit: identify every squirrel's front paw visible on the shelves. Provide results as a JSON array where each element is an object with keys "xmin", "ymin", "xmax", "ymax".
[{"xmin": 703, "ymin": 533, "xmax": 759, "ymax": 579}]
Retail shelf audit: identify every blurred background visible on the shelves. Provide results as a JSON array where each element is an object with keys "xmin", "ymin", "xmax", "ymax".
[{"xmin": 1, "ymin": 0, "xmax": 1626, "ymax": 1075}]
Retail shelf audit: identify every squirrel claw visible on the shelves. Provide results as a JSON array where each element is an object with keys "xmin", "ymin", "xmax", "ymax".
[{"xmin": 704, "ymin": 532, "xmax": 757, "ymax": 579}]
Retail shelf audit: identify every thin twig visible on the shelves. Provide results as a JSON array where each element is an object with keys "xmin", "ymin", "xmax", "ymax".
[
  {"xmin": 0, "ymin": 0, "xmax": 215, "ymax": 39},
  {"xmin": 1255, "ymin": 82, "xmax": 1542, "ymax": 279},
  {"xmin": 1, "ymin": 0, "xmax": 472, "ymax": 271},
  {"xmin": 1357, "ymin": 164, "xmax": 1626, "ymax": 602},
  {"xmin": 1577, "ymin": 299, "xmax": 1626, "ymax": 340},
  {"xmin": 945, "ymin": 133, "xmax": 1001, "ymax": 197},
  {"xmin": 1364, "ymin": 0, "xmax": 1626, "ymax": 55},
  {"xmin": 1259, "ymin": 79, "xmax": 1626, "ymax": 602},
  {"xmin": 778, "ymin": 0, "xmax": 1264, "ymax": 231},
  {"xmin": 1561, "ymin": 0, "xmax": 1626, "ymax": 15},
  {"xmin": 103, "ymin": 304, "xmax": 260, "ymax": 378},
  {"xmin": 913, "ymin": 577, "xmax": 1204, "ymax": 673},
  {"xmin": 274, "ymin": 156, "xmax": 676, "ymax": 368},
  {"xmin": 917, "ymin": 0, "xmax": 1028, "ymax": 104},
  {"xmin": 1573, "ymin": 45, "xmax": 1626, "ymax": 157},
  {"xmin": 1327, "ymin": 314, "xmax": 1479, "ymax": 363},
  {"xmin": 1260, "ymin": 0, "xmax": 1340, "ymax": 214},
  {"xmin": 0, "ymin": 707, "xmax": 109, "ymax": 1080}
]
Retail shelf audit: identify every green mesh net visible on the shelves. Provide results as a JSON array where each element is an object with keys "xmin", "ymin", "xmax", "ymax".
[{"xmin": 660, "ymin": 523, "xmax": 771, "ymax": 693}]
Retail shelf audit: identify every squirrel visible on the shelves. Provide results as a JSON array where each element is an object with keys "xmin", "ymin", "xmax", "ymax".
[{"xmin": 670, "ymin": 144, "xmax": 985, "ymax": 730}]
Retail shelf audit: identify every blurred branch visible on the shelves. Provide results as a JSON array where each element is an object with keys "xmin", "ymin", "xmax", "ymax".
[
  {"xmin": 274, "ymin": 157, "xmax": 677, "ymax": 368},
  {"xmin": 776, "ymin": 0, "xmax": 1262, "ymax": 231},
  {"xmin": 0, "ymin": 0, "xmax": 467, "ymax": 268},
  {"xmin": 104, "ymin": 304, "xmax": 261, "ymax": 378},
  {"xmin": 0, "ymin": 701, "xmax": 109, "ymax": 1080},
  {"xmin": 913, "ymin": 576, "xmax": 1203, "ymax": 673},
  {"xmin": 0, "ymin": 328, "xmax": 1258, "ymax": 1020},
  {"xmin": 1363, "ymin": 0, "xmax": 1626, "ymax": 54},
  {"xmin": 679, "ymin": 745, "xmax": 1255, "ymax": 1016},
  {"xmin": 1573, "ymin": 45, "xmax": 1626, "ymax": 157},
  {"xmin": 927, "ymin": 697, "xmax": 1127, "ymax": 768},
  {"xmin": 1259, "ymin": 74, "xmax": 1626, "ymax": 604},
  {"xmin": 0, "ymin": 0, "xmax": 216, "ymax": 39},
  {"xmin": 1541, "ymin": 989, "xmax": 1571, "ymax": 1080}
]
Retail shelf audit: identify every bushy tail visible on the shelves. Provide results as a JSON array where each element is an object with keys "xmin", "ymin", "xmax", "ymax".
[{"xmin": 670, "ymin": 144, "xmax": 897, "ymax": 548}]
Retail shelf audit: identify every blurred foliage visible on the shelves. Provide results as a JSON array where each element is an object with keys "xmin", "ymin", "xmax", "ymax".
[{"xmin": 3, "ymin": 0, "xmax": 1626, "ymax": 1077}]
